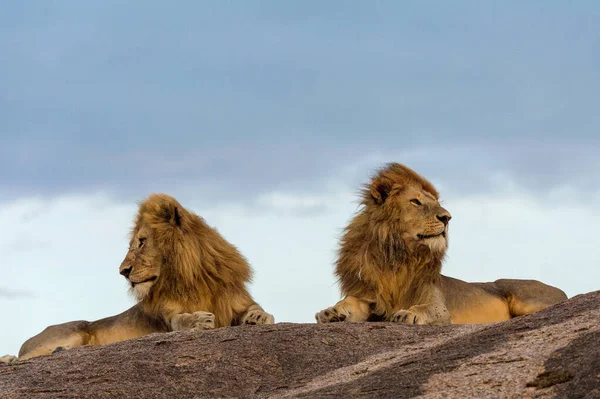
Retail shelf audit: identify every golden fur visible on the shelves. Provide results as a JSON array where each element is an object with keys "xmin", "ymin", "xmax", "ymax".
[
  {"xmin": 316, "ymin": 163, "xmax": 567, "ymax": 325},
  {"xmin": 14, "ymin": 194, "xmax": 273, "ymax": 361}
]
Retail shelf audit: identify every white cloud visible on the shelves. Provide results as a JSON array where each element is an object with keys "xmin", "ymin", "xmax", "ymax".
[
  {"xmin": 0, "ymin": 287, "xmax": 33, "ymax": 299},
  {"xmin": 444, "ymin": 192, "xmax": 599, "ymax": 293},
  {"xmin": 1, "ymin": 184, "xmax": 597, "ymax": 356},
  {"xmin": 0, "ymin": 195, "xmax": 136, "ymax": 356}
]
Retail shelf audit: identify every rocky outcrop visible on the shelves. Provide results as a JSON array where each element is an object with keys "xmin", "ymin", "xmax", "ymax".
[{"xmin": 1, "ymin": 291, "xmax": 598, "ymax": 398}]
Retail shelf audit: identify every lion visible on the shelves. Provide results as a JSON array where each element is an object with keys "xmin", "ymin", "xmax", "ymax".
[
  {"xmin": 316, "ymin": 163, "xmax": 567, "ymax": 325},
  {"xmin": 10, "ymin": 193, "xmax": 274, "ymax": 361}
]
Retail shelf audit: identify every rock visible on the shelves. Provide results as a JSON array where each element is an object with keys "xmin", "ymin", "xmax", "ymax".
[{"xmin": 0, "ymin": 291, "xmax": 598, "ymax": 399}]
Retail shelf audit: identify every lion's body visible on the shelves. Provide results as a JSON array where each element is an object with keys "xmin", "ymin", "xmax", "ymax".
[
  {"xmin": 441, "ymin": 276, "xmax": 567, "ymax": 324},
  {"xmin": 18, "ymin": 305, "xmax": 166, "ymax": 360},
  {"xmin": 15, "ymin": 194, "xmax": 273, "ymax": 361},
  {"xmin": 316, "ymin": 163, "xmax": 567, "ymax": 325}
]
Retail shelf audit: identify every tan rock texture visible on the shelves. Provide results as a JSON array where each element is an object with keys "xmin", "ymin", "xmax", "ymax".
[{"xmin": 1, "ymin": 291, "xmax": 598, "ymax": 399}]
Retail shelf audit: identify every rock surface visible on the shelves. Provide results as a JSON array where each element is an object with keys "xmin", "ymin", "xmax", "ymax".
[{"xmin": 1, "ymin": 291, "xmax": 598, "ymax": 399}]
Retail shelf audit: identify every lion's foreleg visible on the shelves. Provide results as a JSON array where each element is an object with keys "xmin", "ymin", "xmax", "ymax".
[
  {"xmin": 0, "ymin": 355, "xmax": 17, "ymax": 364},
  {"xmin": 240, "ymin": 303, "xmax": 275, "ymax": 325},
  {"xmin": 170, "ymin": 311, "xmax": 216, "ymax": 331},
  {"xmin": 315, "ymin": 296, "xmax": 372, "ymax": 323},
  {"xmin": 391, "ymin": 285, "xmax": 451, "ymax": 325}
]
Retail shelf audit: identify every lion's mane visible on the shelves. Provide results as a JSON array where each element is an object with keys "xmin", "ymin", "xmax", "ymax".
[
  {"xmin": 134, "ymin": 194, "xmax": 255, "ymax": 327},
  {"xmin": 335, "ymin": 163, "xmax": 445, "ymax": 319}
]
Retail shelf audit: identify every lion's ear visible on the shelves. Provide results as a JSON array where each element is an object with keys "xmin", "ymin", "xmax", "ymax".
[
  {"xmin": 142, "ymin": 194, "xmax": 185, "ymax": 228},
  {"xmin": 160, "ymin": 203, "xmax": 183, "ymax": 227},
  {"xmin": 370, "ymin": 177, "xmax": 394, "ymax": 205}
]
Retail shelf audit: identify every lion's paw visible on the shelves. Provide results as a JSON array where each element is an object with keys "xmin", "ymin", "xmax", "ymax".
[
  {"xmin": 315, "ymin": 306, "xmax": 351, "ymax": 323},
  {"xmin": 0, "ymin": 355, "xmax": 17, "ymax": 364},
  {"xmin": 390, "ymin": 309, "xmax": 426, "ymax": 325},
  {"xmin": 242, "ymin": 310, "xmax": 275, "ymax": 325},
  {"xmin": 171, "ymin": 311, "xmax": 216, "ymax": 331}
]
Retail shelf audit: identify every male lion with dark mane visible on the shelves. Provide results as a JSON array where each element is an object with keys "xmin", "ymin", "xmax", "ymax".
[
  {"xmin": 316, "ymin": 163, "xmax": 567, "ymax": 325},
  {"xmin": 9, "ymin": 194, "xmax": 274, "ymax": 361}
]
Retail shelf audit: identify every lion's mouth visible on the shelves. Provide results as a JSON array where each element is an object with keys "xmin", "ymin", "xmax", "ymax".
[
  {"xmin": 417, "ymin": 231, "xmax": 446, "ymax": 240},
  {"xmin": 130, "ymin": 276, "xmax": 158, "ymax": 287}
]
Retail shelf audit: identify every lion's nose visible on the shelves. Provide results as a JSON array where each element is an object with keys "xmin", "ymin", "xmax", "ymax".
[
  {"xmin": 437, "ymin": 214, "xmax": 451, "ymax": 226},
  {"xmin": 120, "ymin": 266, "xmax": 132, "ymax": 278}
]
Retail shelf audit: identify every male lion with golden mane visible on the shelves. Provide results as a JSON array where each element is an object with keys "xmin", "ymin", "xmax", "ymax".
[
  {"xmin": 316, "ymin": 163, "xmax": 567, "ymax": 325},
  {"xmin": 11, "ymin": 193, "xmax": 274, "ymax": 361}
]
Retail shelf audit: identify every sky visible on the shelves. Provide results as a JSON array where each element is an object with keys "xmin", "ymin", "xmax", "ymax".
[{"xmin": 1, "ymin": 1, "xmax": 599, "ymax": 356}]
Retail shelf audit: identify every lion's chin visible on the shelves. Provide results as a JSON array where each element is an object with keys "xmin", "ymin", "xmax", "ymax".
[
  {"xmin": 418, "ymin": 235, "xmax": 448, "ymax": 254},
  {"xmin": 131, "ymin": 282, "xmax": 154, "ymax": 301}
]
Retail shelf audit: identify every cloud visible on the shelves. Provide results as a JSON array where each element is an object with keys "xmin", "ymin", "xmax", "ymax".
[
  {"xmin": 443, "ymin": 192, "xmax": 600, "ymax": 294},
  {"xmin": 0, "ymin": 288, "xmax": 34, "ymax": 299}
]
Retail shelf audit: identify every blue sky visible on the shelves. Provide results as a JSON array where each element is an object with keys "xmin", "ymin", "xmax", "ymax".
[
  {"xmin": 1, "ymin": 1, "xmax": 599, "ymax": 199},
  {"xmin": 1, "ymin": 2, "xmax": 599, "ymax": 356}
]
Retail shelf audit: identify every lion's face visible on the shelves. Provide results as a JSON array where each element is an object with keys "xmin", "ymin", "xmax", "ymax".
[
  {"xmin": 370, "ymin": 173, "xmax": 452, "ymax": 257},
  {"xmin": 119, "ymin": 223, "xmax": 161, "ymax": 301},
  {"xmin": 391, "ymin": 185, "xmax": 451, "ymax": 255}
]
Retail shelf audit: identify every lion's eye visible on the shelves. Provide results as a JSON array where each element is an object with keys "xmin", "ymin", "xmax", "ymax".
[
  {"xmin": 138, "ymin": 238, "xmax": 146, "ymax": 248},
  {"xmin": 410, "ymin": 199, "xmax": 422, "ymax": 206}
]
